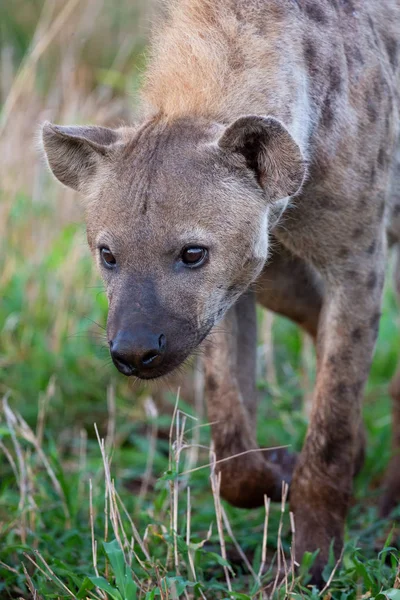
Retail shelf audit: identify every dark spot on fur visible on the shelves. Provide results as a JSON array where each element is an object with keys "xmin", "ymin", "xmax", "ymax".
[
  {"xmin": 227, "ymin": 284, "xmax": 238, "ymax": 295},
  {"xmin": 339, "ymin": 0, "xmax": 355, "ymax": 15},
  {"xmin": 367, "ymin": 271, "xmax": 377, "ymax": 290},
  {"xmin": 322, "ymin": 96, "xmax": 334, "ymax": 129},
  {"xmin": 352, "ymin": 46, "xmax": 364, "ymax": 65},
  {"xmin": 368, "ymin": 16, "xmax": 380, "ymax": 50},
  {"xmin": 358, "ymin": 197, "xmax": 368, "ymax": 210},
  {"xmin": 339, "ymin": 347, "xmax": 353, "ymax": 363},
  {"xmin": 378, "ymin": 147, "xmax": 387, "ymax": 168},
  {"xmin": 366, "ymin": 239, "xmax": 376, "ymax": 255},
  {"xmin": 377, "ymin": 202, "xmax": 385, "ymax": 220},
  {"xmin": 329, "ymin": 63, "xmax": 343, "ymax": 94},
  {"xmin": 351, "ymin": 327, "xmax": 363, "ymax": 342},
  {"xmin": 370, "ymin": 311, "xmax": 381, "ymax": 335},
  {"xmin": 346, "ymin": 268, "xmax": 358, "ymax": 280},
  {"xmin": 351, "ymin": 380, "xmax": 364, "ymax": 396},
  {"xmin": 372, "ymin": 73, "xmax": 383, "ymax": 104},
  {"xmin": 321, "ymin": 195, "xmax": 340, "ymax": 211},
  {"xmin": 369, "ymin": 166, "xmax": 377, "ymax": 187},
  {"xmin": 338, "ymin": 247, "xmax": 350, "ymax": 259},
  {"xmin": 366, "ymin": 96, "xmax": 378, "ymax": 123},
  {"xmin": 304, "ymin": 3, "xmax": 328, "ymax": 24},
  {"xmin": 303, "ymin": 38, "xmax": 318, "ymax": 74},
  {"xmin": 352, "ymin": 226, "xmax": 364, "ymax": 239},
  {"xmin": 334, "ymin": 382, "xmax": 349, "ymax": 400},
  {"xmin": 393, "ymin": 205, "xmax": 400, "ymax": 216},
  {"xmin": 384, "ymin": 36, "xmax": 398, "ymax": 69},
  {"xmin": 328, "ymin": 354, "xmax": 338, "ymax": 366},
  {"xmin": 206, "ymin": 375, "xmax": 218, "ymax": 392}
]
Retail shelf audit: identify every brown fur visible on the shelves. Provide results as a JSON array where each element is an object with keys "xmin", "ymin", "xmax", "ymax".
[{"xmin": 41, "ymin": 0, "xmax": 400, "ymax": 586}]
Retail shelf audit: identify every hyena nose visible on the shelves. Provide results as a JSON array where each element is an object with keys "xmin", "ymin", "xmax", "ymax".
[{"xmin": 110, "ymin": 330, "xmax": 166, "ymax": 377}]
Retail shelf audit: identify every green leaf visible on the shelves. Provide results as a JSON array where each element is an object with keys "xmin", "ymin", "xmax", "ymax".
[
  {"xmin": 123, "ymin": 571, "xmax": 138, "ymax": 600},
  {"xmin": 103, "ymin": 540, "xmax": 126, "ymax": 585},
  {"xmin": 102, "ymin": 540, "xmax": 137, "ymax": 600},
  {"xmin": 205, "ymin": 551, "xmax": 235, "ymax": 575},
  {"xmin": 165, "ymin": 576, "xmax": 196, "ymax": 596},
  {"xmin": 89, "ymin": 576, "xmax": 124, "ymax": 600},
  {"xmin": 298, "ymin": 549, "xmax": 319, "ymax": 579},
  {"xmin": 376, "ymin": 590, "xmax": 400, "ymax": 600},
  {"xmin": 352, "ymin": 553, "xmax": 375, "ymax": 591},
  {"xmin": 76, "ymin": 577, "xmax": 95, "ymax": 599}
]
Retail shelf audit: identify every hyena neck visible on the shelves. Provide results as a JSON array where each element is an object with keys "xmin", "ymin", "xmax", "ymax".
[{"xmin": 142, "ymin": 0, "xmax": 311, "ymax": 154}]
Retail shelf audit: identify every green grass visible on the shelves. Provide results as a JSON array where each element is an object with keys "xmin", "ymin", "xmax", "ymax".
[
  {"xmin": 0, "ymin": 190, "xmax": 399, "ymax": 598},
  {"xmin": 1, "ymin": 2, "xmax": 400, "ymax": 598}
]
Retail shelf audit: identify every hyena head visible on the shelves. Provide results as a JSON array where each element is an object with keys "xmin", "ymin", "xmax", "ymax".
[{"xmin": 42, "ymin": 115, "xmax": 305, "ymax": 379}]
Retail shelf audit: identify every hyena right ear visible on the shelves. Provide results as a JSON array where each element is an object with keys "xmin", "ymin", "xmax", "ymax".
[
  {"xmin": 41, "ymin": 122, "xmax": 121, "ymax": 192},
  {"xmin": 218, "ymin": 115, "xmax": 306, "ymax": 202}
]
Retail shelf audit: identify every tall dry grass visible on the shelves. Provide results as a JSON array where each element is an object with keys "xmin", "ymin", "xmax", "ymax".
[{"xmin": 0, "ymin": 0, "xmax": 151, "ymax": 267}]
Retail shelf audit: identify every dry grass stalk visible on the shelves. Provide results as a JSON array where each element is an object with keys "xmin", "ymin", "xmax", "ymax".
[
  {"xmin": 0, "ymin": 560, "xmax": 19, "ymax": 574},
  {"xmin": 78, "ymin": 427, "xmax": 88, "ymax": 502},
  {"xmin": 4, "ymin": 397, "xmax": 71, "ymax": 525},
  {"xmin": 289, "ymin": 510, "xmax": 297, "ymax": 595},
  {"xmin": 105, "ymin": 383, "xmax": 116, "ymax": 453},
  {"xmin": 22, "ymin": 563, "xmax": 44, "ymax": 600},
  {"xmin": 89, "ymin": 479, "xmax": 102, "ymax": 583},
  {"xmin": 115, "ymin": 488, "xmax": 151, "ymax": 562},
  {"xmin": 138, "ymin": 396, "xmax": 159, "ymax": 504},
  {"xmin": 184, "ymin": 355, "xmax": 205, "ymax": 475},
  {"xmin": 395, "ymin": 559, "xmax": 400, "ymax": 589},
  {"xmin": 209, "ymin": 448, "xmax": 233, "ymax": 593},
  {"xmin": 23, "ymin": 551, "xmax": 77, "ymax": 598},
  {"xmin": 319, "ymin": 546, "xmax": 345, "ymax": 596},
  {"xmin": 94, "ymin": 423, "xmax": 150, "ymax": 577},
  {"xmin": 185, "ymin": 486, "xmax": 213, "ymax": 600},
  {"xmin": 181, "ymin": 444, "xmax": 288, "ymax": 476},
  {"xmin": 186, "ymin": 486, "xmax": 196, "ymax": 581},
  {"xmin": 2, "ymin": 395, "xmax": 28, "ymax": 515},
  {"xmin": 36, "ymin": 375, "xmax": 56, "ymax": 448},
  {"xmin": 270, "ymin": 482, "xmax": 289, "ymax": 598},
  {"xmin": 167, "ymin": 390, "xmax": 180, "ymax": 571},
  {"xmin": 221, "ymin": 505, "xmax": 257, "ymax": 580},
  {"xmin": 94, "ymin": 424, "xmax": 149, "ymax": 593},
  {"xmin": 0, "ymin": 0, "xmax": 82, "ymax": 134},
  {"xmin": 258, "ymin": 495, "xmax": 271, "ymax": 581},
  {"xmin": 94, "ymin": 424, "xmax": 125, "ymax": 555}
]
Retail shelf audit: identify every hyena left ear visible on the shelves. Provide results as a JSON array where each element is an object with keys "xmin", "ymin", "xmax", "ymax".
[
  {"xmin": 218, "ymin": 115, "xmax": 307, "ymax": 202},
  {"xmin": 41, "ymin": 123, "xmax": 122, "ymax": 193}
]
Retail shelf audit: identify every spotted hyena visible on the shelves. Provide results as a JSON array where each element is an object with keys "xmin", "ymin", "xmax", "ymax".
[{"xmin": 42, "ymin": 0, "xmax": 400, "ymax": 585}]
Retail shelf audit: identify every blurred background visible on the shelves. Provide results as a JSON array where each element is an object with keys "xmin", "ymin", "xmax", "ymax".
[
  {"xmin": 0, "ymin": 1, "xmax": 399, "ymax": 597},
  {"xmin": 0, "ymin": 0, "xmax": 153, "ymax": 430}
]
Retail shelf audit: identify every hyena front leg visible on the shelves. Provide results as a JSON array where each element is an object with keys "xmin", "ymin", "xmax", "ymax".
[
  {"xmin": 203, "ymin": 290, "xmax": 289, "ymax": 506},
  {"xmin": 291, "ymin": 238, "xmax": 385, "ymax": 585},
  {"xmin": 256, "ymin": 243, "xmax": 366, "ymax": 476}
]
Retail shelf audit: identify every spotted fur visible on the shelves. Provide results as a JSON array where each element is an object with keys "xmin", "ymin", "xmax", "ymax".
[{"xmin": 42, "ymin": 0, "xmax": 400, "ymax": 586}]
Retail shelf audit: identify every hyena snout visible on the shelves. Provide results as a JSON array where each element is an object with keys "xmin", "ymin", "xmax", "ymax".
[{"xmin": 109, "ymin": 327, "xmax": 167, "ymax": 378}]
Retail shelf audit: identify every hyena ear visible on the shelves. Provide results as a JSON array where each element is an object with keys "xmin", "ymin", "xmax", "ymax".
[
  {"xmin": 41, "ymin": 122, "xmax": 121, "ymax": 192},
  {"xmin": 218, "ymin": 115, "xmax": 306, "ymax": 202}
]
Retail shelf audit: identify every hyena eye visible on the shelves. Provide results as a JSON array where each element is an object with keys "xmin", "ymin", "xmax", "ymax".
[
  {"xmin": 100, "ymin": 246, "xmax": 116, "ymax": 268},
  {"xmin": 180, "ymin": 246, "xmax": 208, "ymax": 268}
]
